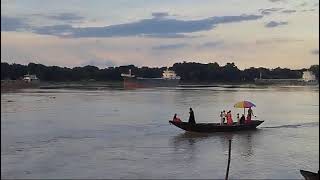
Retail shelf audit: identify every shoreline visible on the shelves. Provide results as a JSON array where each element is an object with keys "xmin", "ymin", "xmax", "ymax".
[{"xmin": 1, "ymin": 80, "xmax": 318, "ymax": 93}]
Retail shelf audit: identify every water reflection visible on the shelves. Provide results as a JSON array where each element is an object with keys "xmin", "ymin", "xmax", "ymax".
[
  {"xmin": 237, "ymin": 131, "xmax": 254, "ymax": 158},
  {"xmin": 169, "ymin": 132, "xmax": 204, "ymax": 162},
  {"xmin": 170, "ymin": 130, "xmax": 262, "ymax": 161}
]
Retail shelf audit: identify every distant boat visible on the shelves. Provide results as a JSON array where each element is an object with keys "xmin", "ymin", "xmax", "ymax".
[
  {"xmin": 23, "ymin": 74, "xmax": 40, "ymax": 83},
  {"xmin": 254, "ymin": 71, "xmax": 318, "ymax": 86},
  {"xmin": 169, "ymin": 120, "xmax": 264, "ymax": 133},
  {"xmin": 121, "ymin": 68, "xmax": 180, "ymax": 88},
  {"xmin": 300, "ymin": 170, "xmax": 319, "ymax": 180}
]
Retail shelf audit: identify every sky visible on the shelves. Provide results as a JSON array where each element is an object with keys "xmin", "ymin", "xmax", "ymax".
[{"xmin": 1, "ymin": 0, "xmax": 319, "ymax": 69}]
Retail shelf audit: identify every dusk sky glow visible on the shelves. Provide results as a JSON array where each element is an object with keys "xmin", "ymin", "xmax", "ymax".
[{"xmin": 1, "ymin": 0, "xmax": 319, "ymax": 69}]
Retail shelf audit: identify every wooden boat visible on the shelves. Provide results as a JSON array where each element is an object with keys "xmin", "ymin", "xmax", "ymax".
[
  {"xmin": 169, "ymin": 120, "xmax": 264, "ymax": 133},
  {"xmin": 300, "ymin": 170, "xmax": 319, "ymax": 180}
]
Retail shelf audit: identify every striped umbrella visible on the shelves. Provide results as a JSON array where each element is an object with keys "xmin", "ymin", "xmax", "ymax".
[{"xmin": 234, "ymin": 101, "xmax": 256, "ymax": 115}]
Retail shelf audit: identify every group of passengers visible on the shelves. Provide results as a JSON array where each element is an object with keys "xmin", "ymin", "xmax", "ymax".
[
  {"xmin": 219, "ymin": 107, "xmax": 254, "ymax": 125},
  {"xmin": 172, "ymin": 107, "xmax": 254, "ymax": 125}
]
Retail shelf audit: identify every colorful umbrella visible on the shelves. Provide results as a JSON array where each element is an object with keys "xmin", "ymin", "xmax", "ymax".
[
  {"xmin": 234, "ymin": 101, "xmax": 256, "ymax": 115},
  {"xmin": 234, "ymin": 101, "xmax": 256, "ymax": 108}
]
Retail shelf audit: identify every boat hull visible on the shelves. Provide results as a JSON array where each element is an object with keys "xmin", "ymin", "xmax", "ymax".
[
  {"xmin": 169, "ymin": 120, "xmax": 264, "ymax": 133},
  {"xmin": 300, "ymin": 170, "xmax": 319, "ymax": 180}
]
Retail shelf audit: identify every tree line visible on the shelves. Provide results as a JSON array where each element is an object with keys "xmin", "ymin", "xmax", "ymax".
[{"xmin": 1, "ymin": 61, "xmax": 319, "ymax": 82}]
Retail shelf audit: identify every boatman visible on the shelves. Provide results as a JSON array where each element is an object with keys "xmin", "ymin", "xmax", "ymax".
[{"xmin": 188, "ymin": 108, "xmax": 196, "ymax": 125}]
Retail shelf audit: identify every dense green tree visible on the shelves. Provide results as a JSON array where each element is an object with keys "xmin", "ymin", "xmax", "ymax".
[
  {"xmin": 309, "ymin": 65, "xmax": 319, "ymax": 80},
  {"xmin": 1, "ymin": 62, "xmax": 318, "ymax": 82}
]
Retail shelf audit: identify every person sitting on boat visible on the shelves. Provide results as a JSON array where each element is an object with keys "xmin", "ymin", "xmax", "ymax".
[
  {"xmin": 173, "ymin": 113, "xmax": 182, "ymax": 123},
  {"xmin": 236, "ymin": 113, "xmax": 240, "ymax": 124},
  {"xmin": 220, "ymin": 111, "xmax": 225, "ymax": 125},
  {"xmin": 226, "ymin": 110, "xmax": 233, "ymax": 125},
  {"xmin": 188, "ymin": 108, "xmax": 196, "ymax": 125},
  {"xmin": 240, "ymin": 114, "xmax": 245, "ymax": 124}
]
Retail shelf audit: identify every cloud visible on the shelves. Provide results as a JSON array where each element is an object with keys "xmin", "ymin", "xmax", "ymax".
[
  {"xmin": 301, "ymin": 8, "xmax": 316, "ymax": 12},
  {"xmin": 198, "ymin": 41, "xmax": 224, "ymax": 48},
  {"xmin": 152, "ymin": 12, "xmax": 169, "ymax": 19},
  {"xmin": 1, "ymin": 13, "xmax": 84, "ymax": 32},
  {"xmin": 1, "ymin": 16, "xmax": 30, "ymax": 31},
  {"xmin": 255, "ymin": 38, "xmax": 304, "ymax": 44},
  {"xmin": 152, "ymin": 43, "xmax": 189, "ymax": 50},
  {"xmin": 311, "ymin": 49, "xmax": 319, "ymax": 55},
  {"xmin": 268, "ymin": 0, "xmax": 285, "ymax": 2},
  {"xmin": 43, "ymin": 13, "xmax": 84, "ymax": 23},
  {"xmin": 33, "ymin": 24, "xmax": 74, "ymax": 36},
  {"xmin": 31, "ymin": 14, "xmax": 263, "ymax": 38},
  {"xmin": 259, "ymin": 8, "xmax": 283, "ymax": 15},
  {"xmin": 300, "ymin": 2, "xmax": 307, "ymax": 7},
  {"xmin": 264, "ymin": 21, "xmax": 288, "ymax": 28},
  {"xmin": 281, "ymin": 9, "xmax": 296, "ymax": 14},
  {"xmin": 141, "ymin": 33, "xmax": 191, "ymax": 38}
]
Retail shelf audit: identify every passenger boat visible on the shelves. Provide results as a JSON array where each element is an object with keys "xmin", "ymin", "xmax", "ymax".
[
  {"xmin": 169, "ymin": 120, "xmax": 264, "ymax": 133},
  {"xmin": 121, "ymin": 68, "xmax": 180, "ymax": 88}
]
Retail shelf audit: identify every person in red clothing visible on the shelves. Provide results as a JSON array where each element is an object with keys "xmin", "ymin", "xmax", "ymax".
[
  {"xmin": 226, "ymin": 110, "xmax": 233, "ymax": 125},
  {"xmin": 246, "ymin": 114, "xmax": 251, "ymax": 124},
  {"xmin": 173, "ymin": 113, "xmax": 182, "ymax": 123}
]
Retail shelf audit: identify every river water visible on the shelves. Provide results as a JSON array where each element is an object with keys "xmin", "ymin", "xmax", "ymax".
[{"xmin": 1, "ymin": 86, "xmax": 319, "ymax": 179}]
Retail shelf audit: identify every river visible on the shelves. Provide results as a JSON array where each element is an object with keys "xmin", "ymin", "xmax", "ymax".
[{"xmin": 1, "ymin": 85, "xmax": 319, "ymax": 179}]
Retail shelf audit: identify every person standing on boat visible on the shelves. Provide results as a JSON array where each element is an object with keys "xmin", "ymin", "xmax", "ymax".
[
  {"xmin": 226, "ymin": 111, "xmax": 233, "ymax": 125},
  {"xmin": 246, "ymin": 107, "xmax": 254, "ymax": 124},
  {"xmin": 236, "ymin": 113, "xmax": 240, "ymax": 124},
  {"xmin": 223, "ymin": 110, "xmax": 227, "ymax": 123},
  {"xmin": 188, "ymin": 108, "xmax": 196, "ymax": 124},
  {"xmin": 220, "ymin": 111, "xmax": 224, "ymax": 125},
  {"xmin": 248, "ymin": 107, "xmax": 253, "ymax": 117}
]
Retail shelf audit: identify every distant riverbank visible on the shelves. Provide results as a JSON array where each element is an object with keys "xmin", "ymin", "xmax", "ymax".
[
  {"xmin": 1, "ymin": 80, "xmax": 124, "ymax": 92},
  {"xmin": 3, "ymin": 80, "xmax": 318, "ymax": 93},
  {"xmin": 1, "ymin": 80, "xmax": 39, "ymax": 92}
]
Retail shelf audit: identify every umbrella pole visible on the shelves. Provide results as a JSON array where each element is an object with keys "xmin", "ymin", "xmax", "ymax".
[{"xmin": 244, "ymin": 108, "xmax": 245, "ymax": 116}]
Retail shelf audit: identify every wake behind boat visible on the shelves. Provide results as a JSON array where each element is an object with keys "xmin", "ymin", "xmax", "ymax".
[{"xmin": 169, "ymin": 120, "xmax": 264, "ymax": 133}]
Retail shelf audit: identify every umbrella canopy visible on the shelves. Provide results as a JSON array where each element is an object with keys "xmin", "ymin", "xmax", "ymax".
[{"xmin": 234, "ymin": 101, "xmax": 256, "ymax": 108}]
